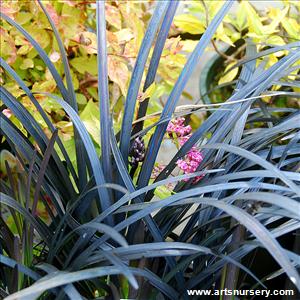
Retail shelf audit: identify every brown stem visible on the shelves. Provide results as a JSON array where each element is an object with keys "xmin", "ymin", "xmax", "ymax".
[
  {"xmin": 79, "ymin": 76, "xmax": 97, "ymax": 87},
  {"xmin": 233, "ymin": 43, "xmax": 246, "ymax": 58},
  {"xmin": 211, "ymin": 39, "xmax": 236, "ymax": 62},
  {"xmin": 201, "ymin": 0, "xmax": 236, "ymax": 63}
]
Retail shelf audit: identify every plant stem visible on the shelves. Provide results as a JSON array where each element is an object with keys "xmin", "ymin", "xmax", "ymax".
[{"xmin": 211, "ymin": 39, "xmax": 236, "ymax": 62}]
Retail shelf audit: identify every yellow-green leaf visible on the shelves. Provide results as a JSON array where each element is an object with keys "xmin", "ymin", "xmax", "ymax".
[
  {"xmin": 0, "ymin": 150, "xmax": 17, "ymax": 174},
  {"xmin": 15, "ymin": 12, "xmax": 32, "ymax": 25},
  {"xmin": 281, "ymin": 17, "xmax": 300, "ymax": 40},
  {"xmin": 215, "ymin": 23, "xmax": 235, "ymax": 46},
  {"xmin": 218, "ymin": 62, "xmax": 239, "ymax": 85},
  {"xmin": 242, "ymin": 2, "xmax": 264, "ymax": 36},
  {"xmin": 233, "ymin": 3, "xmax": 247, "ymax": 31},
  {"xmin": 17, "ymin": 44, "xmax": 30, "ymax": 55},
  {"xmin": 70, "ymin": 56, "xmax": 98, "ymax": 75},
  {"xmin": 154, "ymin": 185, "xmax": 172, "ymax": 199},
  {"xmin": 20, "ymin": 58, "xmax": 34, "ymax": 70},
  {"xmin": 80, "ymin": 100, "xmax": 100, "ymax": 144},
  {"xmin": 180, "ymin": 40, "xmax": 198, "ymax": 52},
  {"xmin": 138, "ymin": 82, "xmax": 156, "ymax": 102},
  {"xmin": 174, "ymin": 14, "xmax": 205, "ymax": 35},
  {"xmin": 266, "ymin": 35, "xmax": 285, "ymax": 46},
  {"xmin": 265, "ymin": 6, "xmax": 289, "ymax": 33}
]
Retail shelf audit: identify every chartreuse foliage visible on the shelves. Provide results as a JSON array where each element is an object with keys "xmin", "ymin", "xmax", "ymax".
[
  {"xmin": 1, "ymin": 1, "xmax": 300, "ymax": 299},
  {"xmin": 176, "ymin": 0, "xmax": 300, "ymax": 101}
]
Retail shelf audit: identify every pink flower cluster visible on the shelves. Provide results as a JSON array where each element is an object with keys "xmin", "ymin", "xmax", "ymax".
[
  {"xmin": 176, "ymin": 148, "xmax": 203, "ymax": 183},
  {"xmin": 167, "ymin": 117, "xmax": 203, "ymax": 183},
  {"xmin": 167, "ymin": 117, "xmax": 192, "ymax": 137}
]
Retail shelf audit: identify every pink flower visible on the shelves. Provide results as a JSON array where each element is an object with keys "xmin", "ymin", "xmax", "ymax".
[
  {"xmin": 176, "ymin": 159, "xmax": 189, "ymax": 171},
  {"xmin": 167, "ymin": 117, "xmax": 192, "ymax": 137},
  {"xmin": 177, "ymin": 159, "xmax": 203, "ymax": 183},
  {"xmin": 166, "ymin": 117, "xmax": 204, "ymax": 184},
  {"xmin": 187, "ymin": 149, "xmax": 203, "ymax": 162},
  {"xmin": 176, "ymin": 143, "xmax": 204, "ymax": 183}
]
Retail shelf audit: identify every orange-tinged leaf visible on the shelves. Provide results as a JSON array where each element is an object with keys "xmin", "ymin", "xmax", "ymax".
[
  {"xmin": 0, "ymin": 1, "xmax": 19, "ymax": 18},
  {"xmin": 115, "ymin": 28, "xmax": 134, "ymax": 44},
  {"xmin": 105, "ymin": 4, "xmax": 122, "ymax": 30},
  {"xmin": 107, "ymin": 56, "xmax": 129, "ymax": 96},
  {"xmin": 45, "ymin": 3, "xmax": 60, "ymax": 27},
  {"xmin": 0, "ymin": 28, "xmax": 17, "ymax": 64}
]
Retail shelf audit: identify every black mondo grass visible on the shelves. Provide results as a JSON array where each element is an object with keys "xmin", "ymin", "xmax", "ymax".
[{"xmin": 1, "ymin": 1, "xmax": 300, "ymax": 300}]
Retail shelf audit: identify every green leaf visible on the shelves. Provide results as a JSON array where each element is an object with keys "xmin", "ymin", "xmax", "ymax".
[
  {"xmin": 70, "ymin": 56, "xmax": 98, "ymax": 75},
  {"xmin": 19, "ymin": 58, "xmax": 34, "ymax": 70},
  {"xmin": 16, "ymin": 44, "xmax": 31, "ymax": 55},
  {"xmin": 76, "ymin": 93, "xmax": 87, "ymax": 105},
  {"xmin": 63, "ymin": 69, "xmax": 79, "ymax": 90},
  {"xmin": 15, "ymin": 12, "xmax": 32, "ymax": 25},
  {"xmin": 23, "ymin": 25, "xmax": 51, "ymax": 49},
  {"xmin": 87, "ymin": 87, "xmax": 99, "ymax": 101},
  {"xmin": 40, "ymin": 96, "xmax": 64, "ymax": 113},
  {"xmin": 58, "ymin": 137, "xmax": 76, "ymax": 165},
  {"xmin": 60, "ymin": 3, "xmax": 84, "ymax": 37},
  {"xmin": 154, "ymin": 185, "xmax": 172, "ymax": 199},
  {"xmin": 80, "ymin": 100, "xmax": 100, "ymax": 144}
]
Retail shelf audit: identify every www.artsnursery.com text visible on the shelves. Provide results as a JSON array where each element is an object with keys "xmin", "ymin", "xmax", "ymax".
[{"xmin": 186, "ymin": 288, "xmax": 295, "ymax": 298}]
